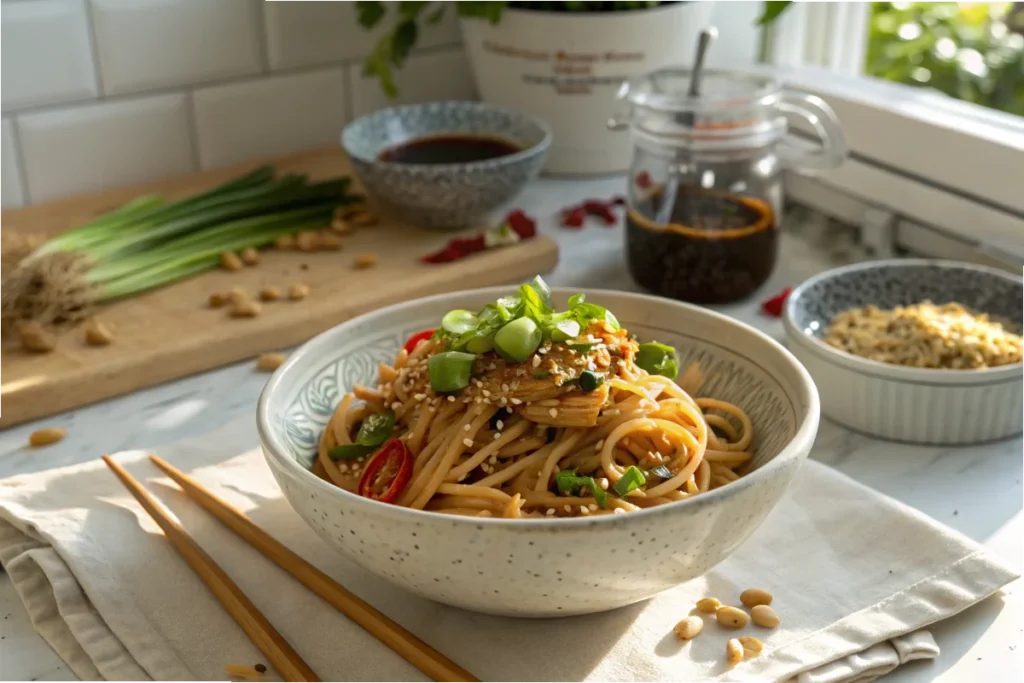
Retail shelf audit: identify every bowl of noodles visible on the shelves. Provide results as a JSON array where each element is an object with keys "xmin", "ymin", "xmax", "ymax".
[{"xmin": 257, "ymin": 277, "xmax": 820, "ymax": 617}]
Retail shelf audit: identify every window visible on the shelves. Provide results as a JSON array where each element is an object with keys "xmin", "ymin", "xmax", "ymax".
[{"xmin": 762, "ymin": 2, "xmax": 1024, "ymax": 270}]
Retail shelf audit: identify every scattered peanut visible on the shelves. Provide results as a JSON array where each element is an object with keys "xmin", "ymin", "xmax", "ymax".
[
  {"xmin": 751, "ymin": 605, "xmax": 780, "ymax": 629},
  {"xmin": 716, "ymin": 605, "xmax": 750, "ymax": 629},
  {"xmin": 349, "ymin": 211, "xmax": 378, "ymax": 227},
  {"xmin": 319, "ymin": 232, "xmax": 342, "ymax": 250},
  {"xmin": 696, "ymin": 597, "xmax": 722, "ymax": 613},
  {"xmin": 726, "ymin": 639, "xmax": 744, "ymax": 666},
  {"xmin": 221, "ymin": 251, "xmax": 243, "ymax": 271},
  {"xmin": 231, "ymin": 299, "xmax": 262, "ymax": 318},
  {"xmin": 288, "ymin": 283, "xmax": 310, "ymax": 301},
  {"xmin": 740, "ymin": 588, "xmax": 773, "ymax": 608},
  {"xmin": 274, "ymin": 234, "xmax": 296, "ymax": 250},
  {"xmin": 296, "ymin": 230, "xmax": 319, "ymax": 251},
  {"xmin": 29, "ymin": 427, "xmax": 66, "ymax": 447},
  {"xmin": 240, "ymin": 247, "xmax": 260, "ymax": 266},
  {"xmin": 209, "ymin": 292, "xmax": 228, "ymax": 308},
  {"xmin": 330, "ymin": 218, "xmax": 353, "ymax": 234},
  {"xmin": 83, "ymin": 318, "xmax": 114, "ymax": 346},
  {"xmin": 673, "ymin": 616, "xmax": 704, "ymax": 641},
  {"xmin": 228, "ymin": 287, "xmax": 248, "ymax": 305},
  {"xmin": 17, "ymin": 322, "xmax": 56, "ymax": 353},
  {"xmin": 354, "ymin": 253, "xmax": 378, "ymax": 269},
  {"xmin": 256, "ymin": 352, "xmax": 287, "ymax": 372},
  {"xmin": 738, "ymin": 636, "xmax": 764, "ymax": 658},
  {"xmin": 259, "ymin": 286, "xmax": 281, "ymax": 302}
]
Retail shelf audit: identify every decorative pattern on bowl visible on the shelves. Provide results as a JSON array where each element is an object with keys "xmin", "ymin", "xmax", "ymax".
[
  {"xmin": 784, "ymin": 259, "xmax": 1023, "ymax": 444},
  {"xmin": 341, "ymin": 101, "xmax": 551, "ymax": 231},
  {"xmin": 258, "ymin": 288, "xmax": 820, "ymax": 617}
]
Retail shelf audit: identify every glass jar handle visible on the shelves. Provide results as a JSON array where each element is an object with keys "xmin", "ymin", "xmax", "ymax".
[{"xmin": 778, "ymin": 92, "xmax": 847, "ymax": 175}]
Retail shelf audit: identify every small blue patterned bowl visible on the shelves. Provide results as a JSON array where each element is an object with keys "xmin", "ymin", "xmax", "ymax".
[
  {"xmin": 341, "ymin": 101, "xmax": 552, "ymax": 230},
  {"xmin": 257, "ymin": 287, "xmax": 820, "ymax": 617},
  {"xmin": 784, "ymin": 259, "xmax": 1023, "ymax": 444}
]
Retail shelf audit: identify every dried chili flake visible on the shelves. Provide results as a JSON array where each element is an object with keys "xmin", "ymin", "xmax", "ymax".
[
  {"xmin": 636, "ymin": 171, "xmax": 653, "ymax": 189},
  {"xmin": 760, "ymin": 287, "xmax": 792, "ymax": 317},
  {"xmin": 420, "ymin": 210, "xmax": 536, "ymax": 264},
  {"xmin": 505, "ymin": 209, "xmax": 536, "ymax": 239},
  {"xmin": 583, "ymin": 200, "xmax": 617, "ymax": 225},
  {"xmin": 560, "ymin": 197, "xmax": 623, "ymax": 229},
  {"xmin": 561, "ymin": 207, "xmax": 586, "ymax": 228}
]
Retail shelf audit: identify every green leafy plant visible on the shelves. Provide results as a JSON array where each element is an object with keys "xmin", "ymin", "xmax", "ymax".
[
  {"xmin": 865, "ymin": 2, "xmax": 1023, "ymax": 116},
  {"xmin": 356, "ymin": 1, "xmax": 794, "ymax": 98}
]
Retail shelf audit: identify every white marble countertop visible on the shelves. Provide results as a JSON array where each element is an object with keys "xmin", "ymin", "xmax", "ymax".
[{"xmin": 1, "ymin": 176, "xmax": 1021, "ymax": 682}]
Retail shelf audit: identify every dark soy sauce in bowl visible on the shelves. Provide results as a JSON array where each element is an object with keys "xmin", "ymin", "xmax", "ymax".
[{"xmin": 379, "ymin": 134, "xmax": 522, "ymax": 165}]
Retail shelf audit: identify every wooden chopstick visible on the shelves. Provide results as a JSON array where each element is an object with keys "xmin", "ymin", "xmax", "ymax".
[
  {"xmin": 101, "ymin": 456, "xmax": 321, "ymax": 683},
  {"xmin": 148, "ymin": 454, "xmax": 478, "ymax": 683}
]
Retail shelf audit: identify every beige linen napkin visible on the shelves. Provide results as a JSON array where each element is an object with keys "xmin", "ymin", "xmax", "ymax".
[{"xmin": 0, "ymin": 423, "xmax": 1016, "ymax": 682}]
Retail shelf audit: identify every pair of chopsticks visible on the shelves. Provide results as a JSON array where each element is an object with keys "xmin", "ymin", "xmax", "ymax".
[{"xmin": 102, "ymin": 454, "xmax": 477, "ymax": 683}]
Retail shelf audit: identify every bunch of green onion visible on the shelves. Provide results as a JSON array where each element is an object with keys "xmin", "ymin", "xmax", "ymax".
[{"xmin": 3, "ymin": 166, "xmax": 360, "ymax": 328}]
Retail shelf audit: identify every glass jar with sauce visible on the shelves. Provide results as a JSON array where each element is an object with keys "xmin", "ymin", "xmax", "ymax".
[{"xmin": 609, "ymin": 68, "xmax": 846, "ymax": 304}]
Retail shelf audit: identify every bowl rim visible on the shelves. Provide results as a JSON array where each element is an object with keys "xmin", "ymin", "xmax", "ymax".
[
  {"xmin": 257, "ymin": 286, "xmax": 820, "ymax": 528},
  {"xmin": 783, "ymin": 258, "xmax": 1024, "ymax": 385},
  {"xmin": 340, "ymin": 100, "xmax": 554, "ymax": 172}
]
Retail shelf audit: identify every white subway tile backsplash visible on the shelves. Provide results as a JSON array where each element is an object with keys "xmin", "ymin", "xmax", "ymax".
[
  {"xmin": 0, "ymin": 0, "xmax": 98, "ymax": 112},
  {"xmin": 192, "ymin": 69, "xmax": 346, "ymax": 170},
  {"xmin": 91, "ymin": 0, "xmax": 263, "ymax": 95},
  {"xmin": 18, "ymin": 94, "xmax": 194, "ymax": 203},
  {"xmin": 348, "ymin": 48, "xmax": 476, "ymax": 119},
  {"xmin": 264, "ymin": 1, "xmax": 462, "ymax": 71},
  {"xmin": 2, "ymin": 119, "xmax": 26, "ymax": 209}
]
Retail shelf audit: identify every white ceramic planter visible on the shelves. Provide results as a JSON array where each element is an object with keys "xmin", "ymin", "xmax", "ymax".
[{"xmin": 460, "ymin": 3, "xmax": 714, "ymax": 175}]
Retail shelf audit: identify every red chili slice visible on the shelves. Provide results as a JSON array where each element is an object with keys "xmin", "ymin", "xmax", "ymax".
[
  {"xmin": 635, "ymin": 171, "xmax": 653, "ymax": 189},
  {"xmin": 760, "ymin": 287, "xmax": 792, "ymax": 318},
  {"xmin": 403, "ymin": 329, "xmax": 435, "ymax": 354},
  {"xmin": 358, "ymin": 439, "xmax": 413, "ymax": 503}
]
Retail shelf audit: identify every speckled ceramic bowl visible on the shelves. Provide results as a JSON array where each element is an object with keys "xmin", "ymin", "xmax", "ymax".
[
  {"xmin": 257, "ymin": 288, "xmax": 820, "ymax": 617},
  {"xmin": 784, "ymin": 259, "xmax": 1023, "ymax": 444},
  {"xmin": 341, "ymin": 101, "xmax": 551, "ymax": 230}
]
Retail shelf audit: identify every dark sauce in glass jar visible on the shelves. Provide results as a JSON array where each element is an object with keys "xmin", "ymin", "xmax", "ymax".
[
  {"xmin": 626, "ymin": 186, "xmax": 777, "ymax": 304},
  {"xmin": 611, "ymin": 66, "xmax": 846, "ymax": 304}
]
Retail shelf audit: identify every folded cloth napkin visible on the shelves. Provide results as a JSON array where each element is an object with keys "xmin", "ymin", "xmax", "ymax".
[{"xmin": 0, "ymin": 422, "xmax": 1016, "ymax": 683}]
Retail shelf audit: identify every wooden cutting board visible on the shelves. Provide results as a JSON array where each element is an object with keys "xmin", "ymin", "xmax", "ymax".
[{"xmin": 0, "ymin": 147, "xmax": 559, "ymax": 428}]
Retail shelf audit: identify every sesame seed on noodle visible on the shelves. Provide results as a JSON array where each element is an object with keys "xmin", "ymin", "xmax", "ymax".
[
  {"xmin": 496, "ymin": 420, "xmax": 504, "ymax": 430},
  {"xmin": 532, "ymin": 355, "xmax": 541, "ymax": 368},
  {"xmin": 462, "ymin": 438, "xmax": 474, "ymax": 448},
  {"xmin": 549, "ymin": 408, "xmax": 558, "ymax": 418},
  {"xmin": 588, "ymin": 504, "xmax": 598, "ymax": 512},
  {"xmin": 546, "ymin": 509, "xmax": 556, "ymax": 517}
]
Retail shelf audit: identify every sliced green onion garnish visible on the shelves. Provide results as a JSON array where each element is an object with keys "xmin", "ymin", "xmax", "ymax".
[
  {"xmin": 613, "ymin": 466, "xmax": 647, "ymax": 496},
  {"xmin": 493, "ymin": 317, "xmax": 542, "ymax": 362},
  {"xmin": 355, "ymin": 412, "xmax": 394, "ymax": 446},
  {"xmin": 553, "ymin": 468, "xmax": 607, "ymax": 508},
  {"xmin": 635, "ymin": 342, "xmax": 680, "ymax": 379},
  {"xmin": 555, "ymin": 468, "xmax": 581, "ymax": 495},
  {"xmin": 428, "ymin": 351, "xmax": 476, "ymax": 393},
  {"xmin": 583, "ymin": 477, "xmax": 607, "ymax": 508},
  {"xmin": 550, "ymin": 319, "xmax": 580, "ymax": 342},
  {"xmin": 650, "ymin": 465, "xmax": 674, "ymax": 479},
  {"xmin": 442, "ymin": 309, "xmax": 480, "ymax": 335},
  {"xmin": 569, "ymin": 342, "xmax": 597, "ymax": 353},
  {"xmin": 532, "ymin": 370, "xmax": 551, "ymax": 379},
  {"xmin": 329, "ymin": 443, "xmax": 374, "ymax": 460},
  {"xmin": 531, "ymin": 275, "xmax": 553, "ymax": 306},
  {"xmin": 578, "ymin": 370, "xmax": 604, "ymax": 392},
  {"xmin": 465, "ymin": 335, "xmax": 494, "ymax": 354}
]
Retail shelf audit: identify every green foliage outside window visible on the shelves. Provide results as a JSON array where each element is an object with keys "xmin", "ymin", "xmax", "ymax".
[{"xmin": 865, "ymin": 2, "xmax": 1024, "ymax": 116}]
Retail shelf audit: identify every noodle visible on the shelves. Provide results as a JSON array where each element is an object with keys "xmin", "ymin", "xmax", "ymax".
[{"xmin": 312, "ymin": 281, "xmax": 757, "ymax": 518}]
